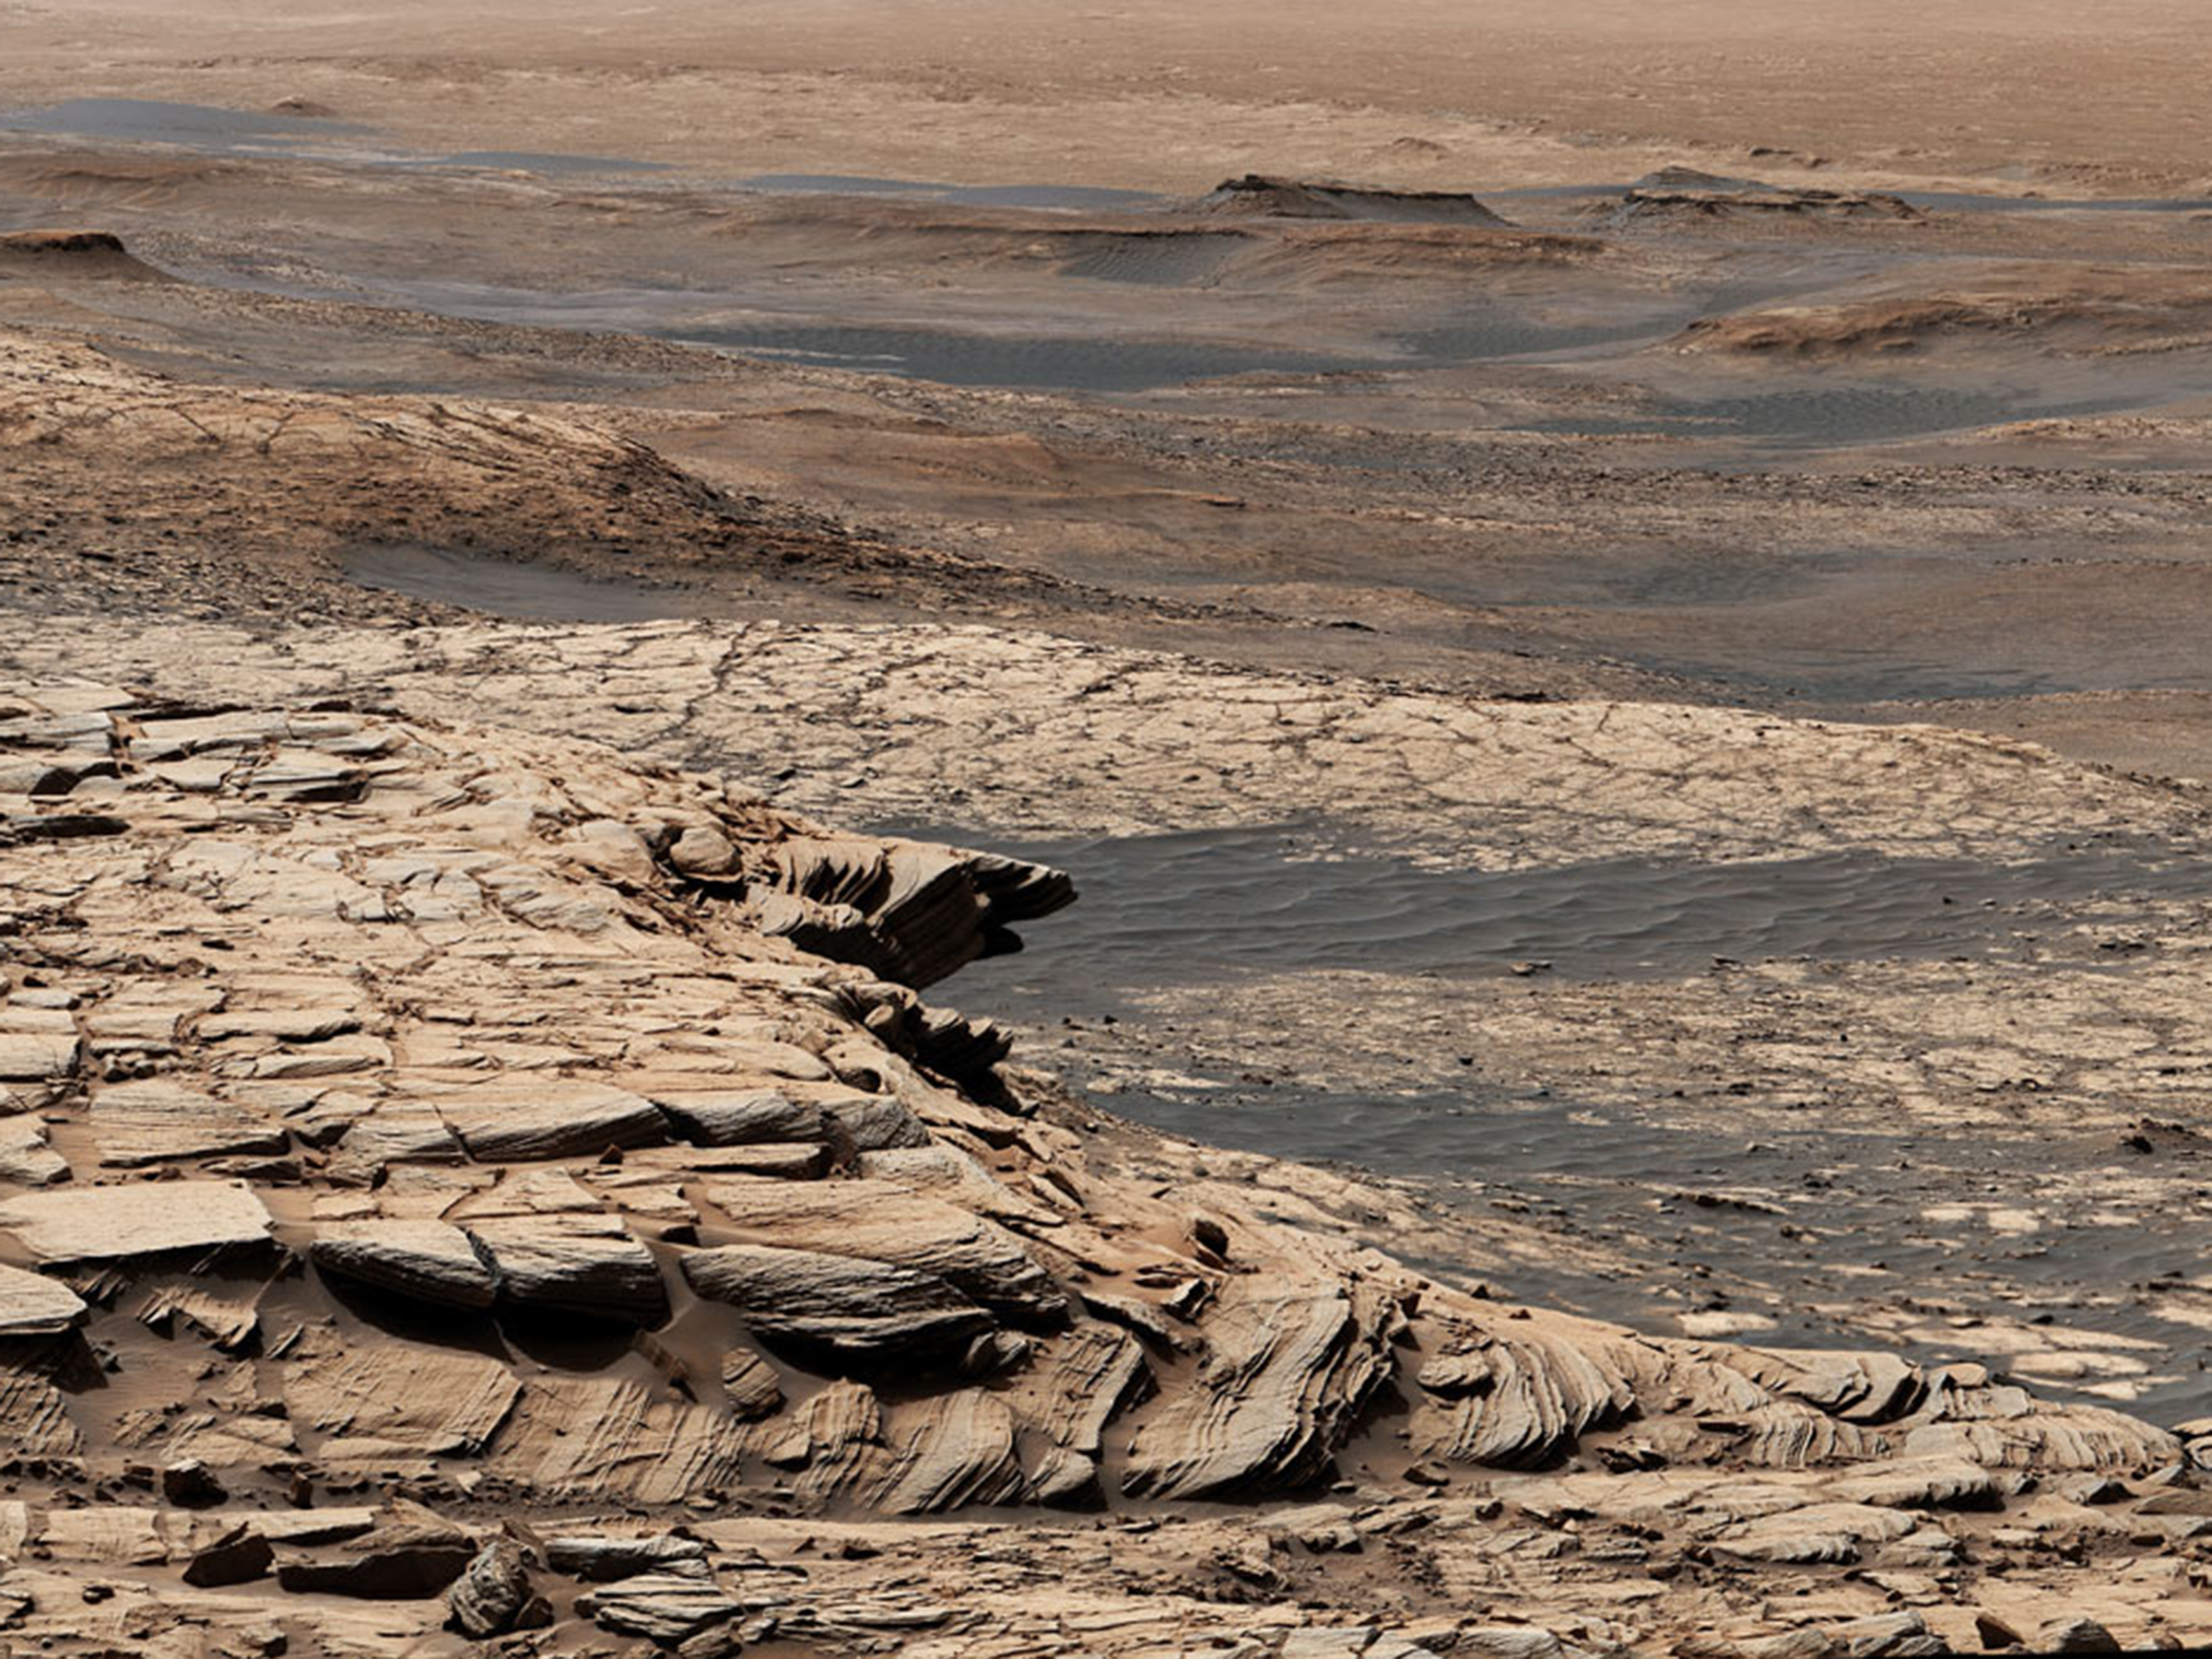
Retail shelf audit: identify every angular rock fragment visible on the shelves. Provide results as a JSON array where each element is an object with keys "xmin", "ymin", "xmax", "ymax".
[
  {"xmin": 0, "ymin": 1367, "xmax": 83, "ymax": 1457},
  {"xmin": 329, "ymin": 1099, "xmax": 465, "ymax": 1170},
  {"xmin": 274, "ymin": 1500, "xmax": 477, "ymax": 1598},
  {"xmin": 136, "ymin": 1278, "xmax": 267, "ymax": 1350},
  {"xmin": 198, "ymin": 979, "xmax": 366, "ymax": 1044},
  {"xmin": 691, "ymin": 1139, "xmax": 830, "ymax": 1178},
  {"xmin": 1080, "ymin": 1289, "xmax": 1184, "ymax": 1351},
  {"xmin": 721, "ymin": 1347, "xmax": 784, "ymax": 1420},
  {"xmin": 756, "ymin": 1378, "xmax": 888, "ymax": 1500},
  {"xmin": 465, "ymin": 1212, "xmax": 670, "ymax": 1324},
  {"xmin": 0, "ymin": 755, "xmax": 102, "ymax": 794},
  {"xmin": 903, "ymin": 1003, "xmax": 1014, "ymax": 1083},
  {"xmin": 1728, "ymin": 1348, "xmax": 1927, "ymax": 1425},
  {"xmin": 0, "ymin": 808, "xmax": 127, "ymax": 845},
  {"xmin": 1731, "ymin": 1403, "xmax": 1894, "ymax": 1468},
  {"xmin": 682, "ymin": 1241, "xmax": 994, "ymax": 1361},
  {"xmin": 161, "ymin": 1457, "xmax": 227, "ymax": 1508},
  {"xmin": 0, "ymin": 1114, "xmax": 68, "ymax": 1185},
  {"xmin": 181, "ymin": 1522, "xmax": 273, "ymax": 1587},
  {"xmin": 149, "ymin": 1276, "xmax": 265, "ymax": 1354},
  {"xmin": 0, "ymin": 1262, "xmax": 85, "ymax": 1335},
  {"xmin": 760, "ymin": 836, "xmax": 1072, "ymax": 988},
  {"xmin": 1974, "ymin": 1611, "xmax": 2028, "ymax": 1651},
  {"xmin": 310, "ymin": 1219, "xmax": 500, "ymax": 1310},
  {"xmin": 2036, "ymin": 1618, "xmax": 2120, "ymax": 1654},
  {"xmin": 855, "ymin": 1142, "xmax": 1053, "ymax": 1222},
  {"xmin": 1902, "ymin": 1401, "xmax": 2180, "ymax": 1470}
]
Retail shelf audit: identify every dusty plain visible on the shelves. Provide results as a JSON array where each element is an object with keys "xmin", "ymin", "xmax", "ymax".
[{"xmin": 1, "ymin": 3, "xmax": 2211, "ymax": 1655}]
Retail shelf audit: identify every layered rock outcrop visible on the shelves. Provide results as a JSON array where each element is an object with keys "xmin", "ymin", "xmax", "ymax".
[
  {"xmin": 1607, "ymin": 169, "xmax": 1923, "ymax": 225},
  {"xmin": 0, "ymin": 683, "xmax": 2206, "ymax": 1655},
  {"xmin": 1199, "ymin": 174, "xmax": 1512, "ymax": 226}
]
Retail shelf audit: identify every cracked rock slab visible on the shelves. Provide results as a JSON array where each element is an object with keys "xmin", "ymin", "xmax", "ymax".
[
  {"xmin": 0, "ymin": 1179, "xmax": 272, "ymax": 1262},
  {"xmin": 309, "ymin": 1218, "xmax": 500, "ymax": 1310}
]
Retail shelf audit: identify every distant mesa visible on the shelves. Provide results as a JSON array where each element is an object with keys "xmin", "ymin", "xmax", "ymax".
[
  {"xmin": 1609, "ymin": 167, "xmax": 1922, "ymax": 223},
  {"xmin": 0, "ymin": 229, "xmax": 174, "ymax": 283},
  {"xmin": 1198, "ymin": 173, "xmax": 1511, "ymax": 226}
]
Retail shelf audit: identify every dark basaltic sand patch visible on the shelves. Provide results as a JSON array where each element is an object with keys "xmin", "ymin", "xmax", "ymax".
[
  {"xmin": 656, "ymin": 322, "xmax": 1366, "ymax": 391},
  {"xmin": 0, "ymin": 96, "xmax": 376, "ymax": 150},
  {"xmin": 931, "ymin": 822, "xmax": 2212, "ymax": 991},
  {"xmin": 741, "ymin": 173, "xmax": 1169, "ymax": 210},
  {"xmin": 0, "ymin": 98, "xmax": 675, "ymax": 176},
  {"xmin": 337, "ymin": 544, "xmax": 693, "ymax": 622}
]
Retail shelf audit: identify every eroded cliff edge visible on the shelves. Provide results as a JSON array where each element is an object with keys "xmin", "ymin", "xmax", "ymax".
[{"xmin": 0, "ymin": 685, "xmax": 2206, "ymax": 1658}]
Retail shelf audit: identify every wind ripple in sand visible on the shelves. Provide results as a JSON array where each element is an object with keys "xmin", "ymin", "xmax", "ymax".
[{"xmin": 947, "ymin": 823, "xmax": 2212, "ymax": 994}]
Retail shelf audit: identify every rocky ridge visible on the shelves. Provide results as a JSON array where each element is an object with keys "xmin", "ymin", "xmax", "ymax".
[
  {"xmin": 1198, "ymin": 175, "xmax": 1513, "ymax": 226},
  {"xmin": 0, "ymin": 683, "xmax": 2206, "ymax": 1655},
  {"xmin": 0, "ymin": 333, "xmax": 1103, "ymax": 628}
]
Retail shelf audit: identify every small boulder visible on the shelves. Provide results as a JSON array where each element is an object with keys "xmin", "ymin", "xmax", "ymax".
[
  {"xmin": 162, "ymin": 1457, "xmax": 227, "ymax": 1509},
  {"xmin": 446, "ymin": 1538, "xmax": 538, "ymax": 1639},
  {"xmin": 2036, "ymin": 1618, "xmax": 2120, "ymax": 1654},
  {"xmin": 668, "ymin": 826, "xmax": 740, "ymax": 878},
  {"xmin": 181, "ymin": 1523, "xmax": 273, "ymax": 1587}
]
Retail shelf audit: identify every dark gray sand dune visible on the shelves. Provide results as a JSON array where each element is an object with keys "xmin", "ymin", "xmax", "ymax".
[
  {"xmin": 1547, "ymin": 385, "xmax": 2141, "ymax": 449},
  {"xmin": 928, "ymin": 822, "xmax": 2212, "ymax": 1426},
  {"xmin": 657, "ymin": 323, "xmax": 1364, "ymax": 391},
  {"xmin": 940, "ymin": 821, "xmax": 2212, "ymax": 996},
  {"xmin": 0, "ymin": 98, "xmax": 677, "ymax": 175},
  {"xmin": 1055, "ymin": 231, "xmax": 1253, "ymax": 285},
  {"xmin": 338, "ymin": 545, "xmax": 690, "ymax": 622},
  {"xmin": 0, "ymin": 96, "xmax": 375, "ymax": 149}
]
